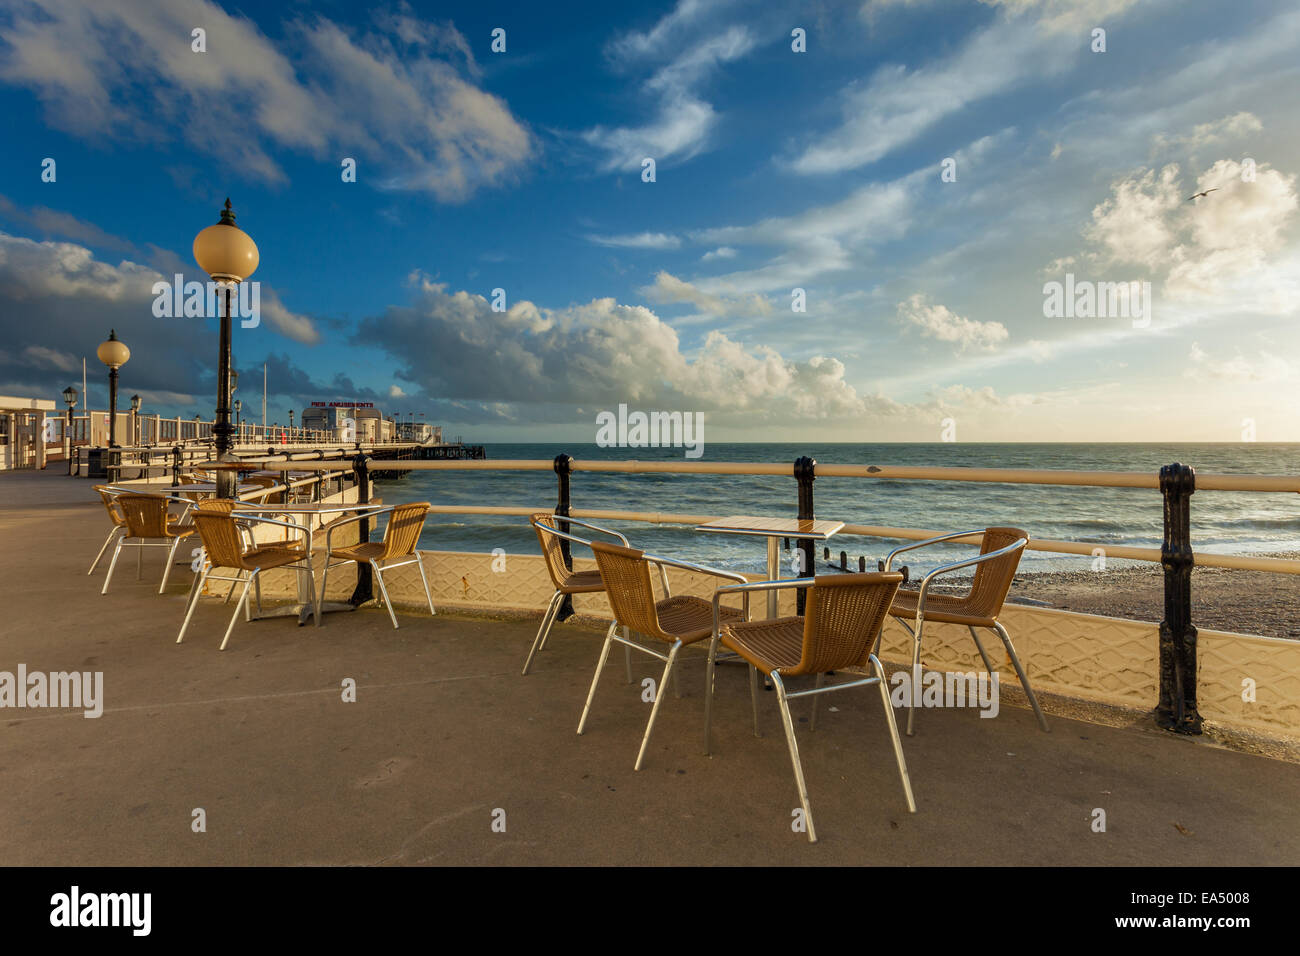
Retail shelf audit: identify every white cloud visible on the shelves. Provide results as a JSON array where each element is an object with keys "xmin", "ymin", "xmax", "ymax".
[
  {"xmin": 1188, "ymin": 343, "xmax": 1294, "ymax": 383},
  {"xmin": 0, "ymin": 1, "xmax": 531, "ymax": 201},
  {"xmin": 587, "ymin": 232, "xmax": 682, "ymax": 250},
  {"xmin": 897, "ymin": 294, "xmax": 1009, "ymax": 352},
  {"xmin": 701, "ymin": 246, "xmax": 736, "ymax": 261},
  {"xmin": 641, "ymin": 271, "xmax": 772, "ymax": 319}
]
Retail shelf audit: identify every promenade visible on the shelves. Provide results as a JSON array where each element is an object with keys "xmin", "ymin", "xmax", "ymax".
[{"xmin": 2, "ymin": 469, "xmax": 1298, "ymax": 866}]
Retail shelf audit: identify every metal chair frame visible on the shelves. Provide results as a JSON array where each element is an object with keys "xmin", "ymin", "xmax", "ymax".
[
  {"xmin": 100, "ymin": 494, "xmax": 197, "ymax": 595},
  {"xmin": 577, "ymin": 547, "xmax": 748, "ymax": 771},
  {"xmin": 705, "ymin": 575, "xmax": 915, "ymax": 843},
  {"xmin": 523, "ymin": 516, "xmax": 632, "ymax": 676},
  {"xmin": 882, "ymin": 530, "xmax": 1048, "ymax": 735},
  {"xmin": 319, "ymin": 506, "xmax": 435, "ymax": 629},
  {"xmin": 176, "ymin": 514, "xmax": 317, "ymax": 651}
]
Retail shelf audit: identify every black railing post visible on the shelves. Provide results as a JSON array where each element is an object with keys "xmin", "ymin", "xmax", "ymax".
[
  {"xmin": 347, "ymin": 454, "xmax": 374, "ymax": 607},
  {"xmin": 553, "ymin": 453, "xmax": 576, "ymax": 622},
  {"xmin": 1157, "ymin": 463, "xmax": 1201, "ymax": 734},
  {"xmin": 171, "ymin": 445, "xmax": 182, "ymax": 487},
  {"xmin": 794, "ymin": 456, "xmax": 816, "ymax": 614}
]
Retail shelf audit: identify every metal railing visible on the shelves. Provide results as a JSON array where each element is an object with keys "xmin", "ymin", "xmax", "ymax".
[{"xmin": 234, "ymin": 453, "xmax": 1300, "ymax": 738}]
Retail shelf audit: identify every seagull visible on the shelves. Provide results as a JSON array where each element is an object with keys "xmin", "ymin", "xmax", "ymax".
[{"xmin": 1187, "ymin": 187, "xmax": 1219, "ymax": 201}]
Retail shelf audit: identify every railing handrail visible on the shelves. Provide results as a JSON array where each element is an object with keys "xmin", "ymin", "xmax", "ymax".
[{"xmin": 213, "ymin": 456, "xmax": 1300, "ymax": 493}]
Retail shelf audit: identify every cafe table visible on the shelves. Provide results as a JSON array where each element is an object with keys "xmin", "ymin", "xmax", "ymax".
[
  {"xmin": 693, "ymin": 515, "xmax": 845, "ymax": 620},
  {"xmin": 226, "ymin": 501, "xmax": 392, "ymax": 625}
]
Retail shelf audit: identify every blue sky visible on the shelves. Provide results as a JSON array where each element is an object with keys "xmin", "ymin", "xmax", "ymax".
[{"xmin": 1, "ymin": 0, "xmax": 1297, "ymax": 441}]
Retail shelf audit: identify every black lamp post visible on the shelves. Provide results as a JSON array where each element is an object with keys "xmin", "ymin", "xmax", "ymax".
[
  {"xmin": 193, "ymin": 199, "xmax": 259, "ymax": 498},
  {"xmin": 234, "ymin": 398, "xmax": 242, "ymax": 443},
  {"xmin": 62, "ymin": 386, "xmax": 77, "ymax": 475},
  {"xmin": 96, "ymin": 330, "xmax": 129, "ymax": 448},
  {"xmin": 288, "ymin": 408, "xmax": 294, "ymax": 441}
]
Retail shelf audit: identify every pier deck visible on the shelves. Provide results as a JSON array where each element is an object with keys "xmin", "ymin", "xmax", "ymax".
[{"xmin": 2, "ymin": 469, "xmax": 1297, "ymax": 866}]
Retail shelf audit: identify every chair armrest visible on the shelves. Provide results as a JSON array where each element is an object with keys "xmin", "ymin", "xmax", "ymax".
[
  {"xmin": 237, "ymin": 514, "xmax": 312, "ymax": 554},
  {"xmin": 911, "ymin": 537, "xmax": 1027, "ymax": 622},
  {"xmin": 882, "ymin": 530, "xmax": 985, "ymax": 571},
  {"xmin": 324, "ymin": 507, "xmax": 391, "ymax": 554},
  {"xmin": 546, "ymin": 515, "xmax": 630, "ymax": 547},
  {"xmin": 642, "ymin": 553, "xmax": 748, "ymax": 586}
]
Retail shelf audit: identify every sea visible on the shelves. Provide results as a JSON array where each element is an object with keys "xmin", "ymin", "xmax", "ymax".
[{"xmin": 369, "ymin": 443, "xmax": 1300, "ymax": 578}]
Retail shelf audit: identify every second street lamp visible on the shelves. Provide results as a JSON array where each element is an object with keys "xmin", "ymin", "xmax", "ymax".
[
  {"xmin": 96, "ymin": 330, "xmax": 129, "ymax": 448},
  {"xmin": 130, "ymin": 394, "xmax": 141, "ymax": 446},
  {"xmin": 62, "ymin": 386, "xmax": 77, "ymax": 475},
  {"xmin": 193, "ymin": 198, "xmax": 259, "ymax": 499}
]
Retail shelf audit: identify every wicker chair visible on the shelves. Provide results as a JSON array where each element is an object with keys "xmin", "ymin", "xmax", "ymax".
[
  {"xmin": 177, "ymin": 502, "xmax": 318, "ymax": 650},
  {"xmin": 99, "ymin": 494, "xmax": 196, "ymax": 595},
  {"xmin": 521, "ymin": 513, "xmax": 631, "ymax": 676},
  {"xmin": 882, "ymin": 527, "xmax": 1048, "ymax": 735},
  {"xmin": 579, "ymin": 540, "xmax": 749, "ymax": 771},
  {"xmin": 88, "ymin": 485, "xmax": 128, "ymax": 574},
  {"xmin": 320, "ymin": 503, "xmax": 434, "ymax": 629},
  {"xmin": 706, "ymin": 572, "xmax": 914, "ymax": 843}
]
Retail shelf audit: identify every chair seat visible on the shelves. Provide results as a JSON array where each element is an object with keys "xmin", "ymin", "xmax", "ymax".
[
  {"xmin": 654, "ymin": 595, "xmax": 745, "ymax": 644},
  {"xmin": 329, "ymin": 542, "xmax": 386, "ymax": 563},
  {"xmin": 559, "ymin": 569, "xmax": 605, "ymax": 594},
  {"xmin": 888, "ymin": 588, "xmax": 996, "ymax": 627},
  {"xmin": 720, "ymin": 617, "xmax": 805, "ymax": 674},
  {"xmin": 231, "ymin": 545, "xmax": 308, "ymax": 572}
]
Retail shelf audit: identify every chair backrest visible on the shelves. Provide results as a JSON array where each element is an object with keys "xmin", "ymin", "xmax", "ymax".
[
  {"xmin": 590, "ymin": 540, "xmax": 667, "ymax": 641},
  {"xmin": 93, "ymin": 485, "xmax": 125, "ymax": 528},
  {"xmin": 381, "ymin": 502, "xmax": 431, "ymax": 559},
  {"xmin": 532, "ymin": 513, "xmax": 574, "ymax": 589},
  {"xmin": 796, "ymin": 571, "xmax": 904, "ymax": 675},
  {"xmin": 114, "ymin": 494, "xmax": 173, "ymax": 539},
  {"xmin": 192, "ymin": 507, "xmax": 248, "ymax": 569},
  {"xmin": 966, "ymin": 527, "xmax": 1028, "ymax": 621}
]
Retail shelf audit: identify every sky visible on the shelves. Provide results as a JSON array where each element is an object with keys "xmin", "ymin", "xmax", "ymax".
[{"xmin": 0, "ymin": 0, "xmax": 1297, "ymax": 442}]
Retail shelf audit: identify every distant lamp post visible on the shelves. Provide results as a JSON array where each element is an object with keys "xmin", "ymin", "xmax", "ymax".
[
  {"xmin": 62, "ymin": 386, "xmax": 77, "ymax": 475},
  {"xmin": 96, "ymin": 329, "xmax": 130, "ymax": 448},
  {"xmin": 288, "ymin": 408, "xmax": 294, "ymax": 441},
  {"xmin": 234, "ymin": 398, "xmax": 243, "ymax": 443},
  {"xmin": 130, "ymin": 394, "xmax": 141, "ymax": 446},
  {"xmin": 193, "ymin": 198, "xmax": 259, "ymax": 498}
]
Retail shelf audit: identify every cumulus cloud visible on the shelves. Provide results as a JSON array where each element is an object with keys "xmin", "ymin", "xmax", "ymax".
[
  {"xmin": 353, "ymin": 275, "xmax": 889, "ymax": 424},
  {"xmin": 641, "ymin": 271, "xmax": 772, "ymax": 319},
  {"xmin": 897, "ymin": 294, "xmax": 1009, "ymax": 352},
  {"xmin": 0, "ymin": 1, "xmax": 531, "ymax": 201},
  {"xmin": 587, "ymin": 232, "xmax": 681, "ymax": 250}
]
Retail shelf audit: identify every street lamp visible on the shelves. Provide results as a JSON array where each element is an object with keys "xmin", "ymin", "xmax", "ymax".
[
  {"xmin": 193, "ymin": 198, "xmax": 259, "ymax": 498},
  {"xmin": 234, "ymin": 398, "xmax": 242, "ymax": 443},
  {"xmin": 130, "ymin": 394, "xmax": 141, "ymax": 446},
  {"xmin": 288, "ymin": 408, "xmax": 294, "ymax": 442},
  {"xmin": 62, "ymin": 386, "xmax": 77, "ymax": 475},
  {"xmin": 96, "ymin": 329, "xmax": 130, "ymax": 448}
]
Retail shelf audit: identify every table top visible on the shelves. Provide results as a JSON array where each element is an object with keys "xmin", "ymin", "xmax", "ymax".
[
  {"xmin": 172, "ymin": 483, "xmax": 259, "ymax": 496},
  {"xmin": 695, "ymin": 515, "xmax": 845, "ymax": 540}
]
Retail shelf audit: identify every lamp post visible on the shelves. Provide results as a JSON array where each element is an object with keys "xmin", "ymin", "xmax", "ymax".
[
  {"xmin": 234, "ymin": 398, "xmax": 242, "ymax": 444},
  {"xmin": 193, "ymin": 198, "xmax": 259, "ymax": 499},
  {"xmin": 96, "ymin": 330, "xmax": 130, "ymax": 448},
  {"xmin": 288, "ymin": 409, "xmax": 294, "ymax": 442},
  {"xmin": 130, "ymin": 394, "xmax": 141, "ymax": 446},
  {"xmin": 62, "ymin": 386, "xmax": 77, "ymax": 475}
]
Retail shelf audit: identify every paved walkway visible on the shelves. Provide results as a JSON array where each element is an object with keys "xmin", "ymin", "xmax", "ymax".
[{"xmin": 2, "ymin": 469, "xmax": 1297, "ymax": 865}]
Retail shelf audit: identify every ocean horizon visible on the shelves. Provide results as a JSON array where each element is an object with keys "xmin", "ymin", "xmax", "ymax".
[{"xmin": 372, "ymin": 442, "xmax": 1300, "ymax": 576}]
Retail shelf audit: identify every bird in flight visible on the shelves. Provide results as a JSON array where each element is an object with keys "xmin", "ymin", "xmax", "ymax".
[{"xmin": 1187, "ymin": 187, "xmax": 1220, "ymax": 201}]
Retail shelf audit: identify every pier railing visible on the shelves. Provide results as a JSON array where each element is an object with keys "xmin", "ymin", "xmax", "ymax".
[{"xmin": 235, "ymin": 454, "xmax": 1300, "ymax": 737}]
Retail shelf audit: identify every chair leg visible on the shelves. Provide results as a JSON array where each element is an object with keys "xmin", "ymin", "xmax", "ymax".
[
  {"xmin": 749, "ymin": 664, "xmax": 762, "ymax": 737},
  {"xmin": 176, "ymin": 566, "xmax": 210, "ymax": 644},
  {"xmin": 415, "ymin": 553, "xmax": 435, "ymax": 616},
  {"xmin": 136, "ymin": 539, "xmax": 143, "ymax": 579},
  {"xmin": 577, "ymin": 622, "xmax": 618, "ymax": 735},
  {"xmin": 521, "ymin": 591, "xmax": 562, "ymax": 676},
  {"xmin": 159, "ymin": 537, "xmax": 182, "ymax": 594},
  {"xmin": 373, "ymin": 560, "xmax": 398, "ymax": 629},
  {"xmin": 906, "ymin": 616, "xmax": 925, "ymax": 737},
  {"xmin": 220, "ymin": 572, "xmax": 254, "ymax": 651},
  {"xmin": 254, "ymin": 573, "xmax": 263, "ymax": 614},
  {"xmin": 305, "ymin": 563, "xmax": 320, "ymax": 627},
  {"xmin": 88, "ymin": 526, "xmax": 121, "ymax": 574},
  {"xmin": 101, "ymin": 537, "xmax": 127, "ymax": 595},
  {"xmin": 968, "ymin": 625, "xmax": 997, "ymax": 676},
  {"xmin": 772, "ymin": 672, "xmax": 816, "ymax": 843},
  {"xmin": 872, "ymin": 654, "xmax": 917, "ymax": 813},
  {"xmin": 623, "ymin": 628, "xmax": 633, "ymax": 683},
  {"xmin": 634, "ymin": 640, "xmax": 681, "ymax": 771},
  {"xmin": 993, "ymin": 622, "xmax": 1049, "ymax": 732},
  {"xmin": 810, "ymin": 672, "xmax": 825, "ymax": 731},
  {"xmin": 320, "ymin": 559, "xmax": 331, "ymax": 608},
  {"xmin": 704, "ymin": 637, "xmax": 719, "ymax": 755}
]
